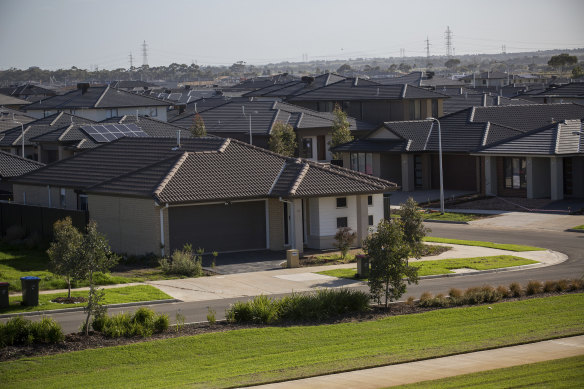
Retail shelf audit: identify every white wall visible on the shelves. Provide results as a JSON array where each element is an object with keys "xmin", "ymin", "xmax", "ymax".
[
  {"xmin": 315, "ymin": 196, "xmax": 358, "ymax": 236},
  {"xmin": 368, "ymin": 193, "xmax": 385, "ymax": 232}
]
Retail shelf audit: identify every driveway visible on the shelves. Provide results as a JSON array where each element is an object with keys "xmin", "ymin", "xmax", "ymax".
[{"xmin": 468, "ymin": 212, "xmax": 584, "ymax": 232}]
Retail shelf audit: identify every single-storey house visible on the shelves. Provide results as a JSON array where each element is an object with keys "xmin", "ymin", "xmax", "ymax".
[{"xmin": 11, "ymin": 137, "xmax": 395, "ymax": 256}]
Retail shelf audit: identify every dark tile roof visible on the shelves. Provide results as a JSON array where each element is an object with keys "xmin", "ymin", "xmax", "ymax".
[
  {"xmin": 531, "ymin": 83, "xmax": 584, "ymax": 98},
  {"xmin": 0, "ymin": 112, "xmax": 96, "ymax": 147},
  {"xmin": 169, "ymin": 99, "xmax": 375, "ymax": 135},
  {"xmin": 109, "ymin": 80, "xmax": 156, "ymax": 89},
  {"xmin": 0, "ymin": 108, "xmax": 36, "ymax": 132},
  {"xmin": 0, "ymin": 84, "xmax": 56, "ymax": 97},
  {"xmin": 331, "ymin": 138, "xmax": 408, "ymax": 153},
  {"xmin": 244, "ymin": 73, "xmax": 347, "ymax": 98},
  {"xmin": 24, "ymin": 86, "xmax": 171, "ymax": 111},
  {"xmin": 384, "ymin": 120, "xmax": 434, "ymax": 151},
  {"xmin": 461, "ymin": 71, "xmax": 510, "ymax": 80},
  {"xmin": 168, "ymin": 95, "xmax": 237, "ymax": 122},
  {"xmin": 442, "ymin": 93, "xmax": 537, "ymax": 115},
  {"xmin": 0, "ymin": 93, "xmax": 31, "ymax": 106},
  {"xmin": 0, "ymin": 150, "xmax": 44, "ymax": 178},
  {"xmin": 477, "ymin": 119, "xmax": 583, "ymax": 156},
  {"xmin": 13, "ymin": 137, "xmax": 396, "ymax": 203},
  {"xmin": 288, "ymin": 78, "xmax": 448, "ymax": 102},
  {"xmin": 226, "ymin": 74, "xmax": 299, "ymax": 91}
]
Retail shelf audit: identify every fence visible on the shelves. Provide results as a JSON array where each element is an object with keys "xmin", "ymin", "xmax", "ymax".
[{"xmin": 0, "ymin": 202, "xmax": 89, "ymax": 238}]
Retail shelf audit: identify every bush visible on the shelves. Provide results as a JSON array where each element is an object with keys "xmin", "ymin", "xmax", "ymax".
[
  {"xmin": 159, "ymin": 245, "xmax": 203, "ymax": 277},
  {"xmin": 543, "ymin": 281, "xmax": 557, "ymax": 293},
  {"xmin": 0, "ymin": 316, "xmax": 64, "ymax": 347},
  {"xmin": 569, "ymin": 278, "xmax": 584, "ymax": 291},
  {"xmin": 556, "ymin": 279, "xmax": 570, "ymax": 292},
  {"xmin": 463, "ymin": 285, "xmax": 501, "ymax": 305},
  {"xmin": 334, "ymin": 227, "xmax": 356, "ymax": 261},
  {"xmin": 496, "ymin": 285, "xmax": 510, "ymax": 298},
  {"xmin": 509, "ymin": 282, "xmax": 522, "ymax": 297},
  {"xmin": 448, "ymin": 288, "xmax": 463, "ymax": 299},
  {"xmin": 97, "ymin": 308, "xmax": 169, "ymax": 338},
  {"xmin": 405, "ymin": 296, "xmax": 415, "ymax": 305},
  {"xmin": 526, "ymin": 280, "xmax": 542, "ymax": 295},
  {"xmin": 207, "ymin": 308, "xmax": 216, "ymax": 325},
  {"xmin": 226, "ymin": 289, "xmax": 370, "ymax": 324}
]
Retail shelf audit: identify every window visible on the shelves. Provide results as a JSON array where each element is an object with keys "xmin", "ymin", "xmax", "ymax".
[
  {"xmin": 300, "ymin": 138, "xmax": 313, "ymax": 158},
  {"xmin": 337, "ymin": 217, "xmax": 348, "ymax": 228},
  {"xmin": 336, "ymin": 197, "xmax": 347, "ymax": 208},
  {"xmin": 106, "ymin": 108, "xmax": 118, "ymax": 119},
  {"xmin": 59, "ymin": 188, "xmax": 66, "ymax": 208},
  {"xmin": 432, "ymin": 99, "xmax": 438, "ymax": 118},
  {"xmin": 504, "ymin": 157, "xmax": 526, "ymax": 189},
  {"xmin": 350, "ymin": 152, "xmax": 373, "ymax": 174},
  {"xmin": 78, "ymin": 195, "xmax": 88, "ymax": 211},
  {"xmin": 368, "ymin": 215, "xmax": 374, "ymax": 226},
  {"xmin": 414, "ymin": 155, "xmax": 423, "ymax": 188},
  {"xmin": 408, "ymin": 100, "xmax": 421, "ymax": 120},
  {"xmin": 148, "ymin": 107, "xmax": 158, "ymax": 117},
  {"xmin": 367, "ymin": 195, "xmax": 373, "ymax": 206}
]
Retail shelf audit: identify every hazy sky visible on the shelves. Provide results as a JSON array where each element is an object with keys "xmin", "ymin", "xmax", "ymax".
[{"xmin": 1, "ymin": 0, "xmax": 583, "ymax": 70}]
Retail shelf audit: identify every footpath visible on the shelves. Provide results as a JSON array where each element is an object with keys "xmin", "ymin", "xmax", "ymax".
[{"xmin": 251, "ymin": 335, "xmax": 584, "ymax": 388}]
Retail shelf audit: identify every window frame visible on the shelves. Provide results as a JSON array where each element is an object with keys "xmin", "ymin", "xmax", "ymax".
[
  {"xmin": 336, "ymin": 217, "xmax": 348, "ymax": 228},
  {"xmin": 336, "ymin": 197, "xmax": 347, "ymax": 208}
]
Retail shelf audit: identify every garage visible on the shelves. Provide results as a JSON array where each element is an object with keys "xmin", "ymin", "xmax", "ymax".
[{"xmin": 168, "ymin": 200, "xmax": 267, "ymax": 253}]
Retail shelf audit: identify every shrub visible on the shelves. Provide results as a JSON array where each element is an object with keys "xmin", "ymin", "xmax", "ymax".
[
  {"xmin": 98, "ymin": 308, "xmax": 168, "ymax": 338},
  {"xmin": 418, "ymin": 292, "xmax": 434, "ymax": 307},
  {"xmin": 496, "ymin": 285, "xmax": 510, "ymax": 298},
  {"xmin": 556, "ymin": 279, "xmax": 570, "ymax": 292},
  {"xmin": 526, "ymin": 280, "xmax": 542, "ymax": 295},
  {"xmin": 334, "ymin": 227, "xmax": 356, "ymax": 261},
  {"xmin": 0, "ymin": 316, "xmax": 63, "ymax": 347},
  {"xmin": 569, "ymin": 278, "xmax": 584, "ymax": 291},
  {"xmin": 405, "ymin": 296, "xmax": 415, "ymax": 305},
  {"xmin": 159, "ymin": 244, "xmax": 203, "ymax": 277},
  {"xmin": 448, "ymin": 288, "xmax": 463, "ymax": 299},
  {"xmin": 463, "ymin": 285, "xmax": 501, "ymax": 305},
  {"xmin": 207, "ymin": 308, "xmax": 216, "ymax": 325},
  {"xmin": 509, "ymin": 282, "xmax": 522, "ymax": 297},
  {"xmin": 543, "ymin": 281, "xmax": 558, "ymax": 293}
]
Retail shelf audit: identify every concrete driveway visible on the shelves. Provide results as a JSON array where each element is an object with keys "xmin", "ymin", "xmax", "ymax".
[{"xmin": 468, "ymin": 212, "xmax": 584, "ymax": 232}]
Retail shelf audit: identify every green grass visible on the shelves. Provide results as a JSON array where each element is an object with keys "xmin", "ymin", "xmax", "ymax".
[
  {"xmin": 317, "ymin": 255, "xmax": 538, "ymax": 280},
  {"xmin": 0, "ymin": 294, "xmax": 582, "ymax": 388},
  {"xmin": 391, "ymin": 212, "xmax": 487, "ymax": 222},
  {"xmin": 0, "ymin": 285, "xmax": 172, "ymax": 314},
  {"xmin": 0, "ymin": 243, "xmax": 175, "ymax": 292},
  {"xmin": 571, "ymin": 225, "xmax": 584, "ymax": 231},
  {"xmin": 423, "ymin": 237, "xmax": 545, "ymax": 252},
  {"xmin": 391, "ymin": 354, "xmax": 584, "ymax": 388}
]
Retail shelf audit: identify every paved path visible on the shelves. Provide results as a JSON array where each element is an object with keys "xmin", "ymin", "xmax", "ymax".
[{"xmin": 251, "ymin": 335, "xmax": 584, "ymax": 388}]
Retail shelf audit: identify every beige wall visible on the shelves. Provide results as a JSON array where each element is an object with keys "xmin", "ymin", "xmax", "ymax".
[
  {"xmin": 13, "ymin": 184, "xmax": 77, "ymax": 210},
  {"xmin": 88, "ymin": 194, "xmax": 161, "ymax": 256},
  {"xmin": 267, "ymin": 198, "xmax": 284, "ymax": 250}
]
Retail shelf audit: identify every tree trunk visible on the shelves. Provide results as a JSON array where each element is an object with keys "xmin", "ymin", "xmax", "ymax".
[
  {"xmin": 84, "ymin": 270, "xmax": 93, "ymax": 336},
  {"xmin": 67, "ymin": 276, "xmax": 71, "ymax": 298}
]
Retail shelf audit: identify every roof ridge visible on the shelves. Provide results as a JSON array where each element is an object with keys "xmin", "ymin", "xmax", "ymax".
[
  {"xmin": 481, "ymin": 122, "xmax": 490, "ymax": 146},
  {"xmin": 289, "ymin": 163, "xmax": 309, "ymax": 195},
  {"xmin": 401, "ymin": 84, "xmax": 407, "ymax": 98},
  {"xmin": 218, "ymin": 138, "xmax": 230, "ymax": 152},
  {"xmin": 477, "ymin": 121, "xmax": 560, "ymax": 152},
  {"xmin": 268, "ymin": 163, "xmax": 287, "ymax": 195},
  {"xmin": 554, "ymin": 122, "xmax": 562, "ymax": 154},
  {"xmin": 94, "ymin": 85, "xmax": 110, "ymax": 108},
  {"xmin": 306, "ymin": 160, "xmax": 392, "ymax": 189},
  {"xmin": 49, "ymin": 112, "xmax": 64, "ymax": 126},
  {"xmin": 58, "ymin": 124, "xmax": 74, "ymax": 141},
  {"xmin": 152, "ymin": 153, "xmax": 189, "ymax": 199},
  {"xmin": 0, "ymin": 149, "xmax": 44, "ymax": 166}
]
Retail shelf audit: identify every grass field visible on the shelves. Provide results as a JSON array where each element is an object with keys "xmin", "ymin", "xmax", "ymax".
[
  {"xmin": 0, "ymin": 285, "xmax": 173, "ymax": 314},
  {"xmin": 391, "ymin": 354, "xmax": 584, "ymax": 388},
  {"xmin": 317, "ymin": 255, "xmax": 538, "ymax": 280},
  {"xmin": 423, "ymin": 237, "xmax": 545, "ymax": 252},
  {"xmin": 0, "ymin": 243, "xmax": 175, "ymax": 292},
  {"xmin": 1, "ymin": 294, "xmax": 582, "ymax": 388},
  {"xmin": 571, "ymin": 225, "xmax": 584, "ymax": 231},
  {"xmin": 391, "ymin": 212, "xmax": 487, "ymax": 222}
]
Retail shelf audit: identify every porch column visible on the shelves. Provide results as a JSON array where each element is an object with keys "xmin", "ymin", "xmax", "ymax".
[
  {"xmin": 484, "ymin": 156, "xmax": 497, "ymax": 196},
  {"xmin": 550, "ymin": 157, "xmax": 564, "ymax": 200},
  {"xmin": 400, "ymin": 154, "xmax": 414, "ymax": 192},
  {"xmin": 291, "ymin": 198, "xmax": 304, "ymax": 255},
  {"xmin": 526, "ymin": 157, "xmax": 534, "ymax": 199},
  {"xmin": 355, "ymin": 195, "xmax": 369, "ymax": 246}
]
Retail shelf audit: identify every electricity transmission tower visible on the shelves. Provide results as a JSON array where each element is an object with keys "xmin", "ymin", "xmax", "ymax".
[
  {"xmin": 141, "ymin": 40, "xmax": 148, "ymax": 66},
  {"xmin": 425, "ymin": 36, "xmax": 431, "ymax": 67},
  {"xmin": 445, "ymin": 26, "xmax": 453, "ymax": 57}
]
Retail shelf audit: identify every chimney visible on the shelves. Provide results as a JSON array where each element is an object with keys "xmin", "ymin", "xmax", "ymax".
[
  {"xmin": 184, "ymin": 84, "xmax": 191, "ymax": 90},
  {"xmin": 77, "ymin": 83, "xmax": 90, "ymax": 94}
]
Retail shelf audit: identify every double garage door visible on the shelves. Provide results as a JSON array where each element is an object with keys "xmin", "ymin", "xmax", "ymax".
[{"xmin": 168, "ymin": 201, "xmax": 266, "ymax": 253}]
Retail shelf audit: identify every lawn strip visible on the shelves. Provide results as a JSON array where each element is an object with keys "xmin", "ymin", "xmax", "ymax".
[
  {"xmin": 0, "ymin": 285, "xmax": 172, "ymax": 314},
  {"xmin": 571, "ymin": 225, "xmax": 584, "ymax": 231},
  {"xmin": 317, "ymin": 255, "xmax": 538, "ymax": 280},
  {"xmin": 390, "ymin": 354, "xmax": 584, "ymax": 388},
  {"xmin": 423, "ymin": 237, "xmax": 545, "ymax": 252},
  {"xmin": 1, "ymin": 294, "xmax": 582, "ymax": 388}
]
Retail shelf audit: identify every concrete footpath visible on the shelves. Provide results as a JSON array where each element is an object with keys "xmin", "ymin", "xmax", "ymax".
[
  {"xmin": 144, "ymin": 243, "xmax": 566, "ymax": 302},
  {"xmin": 251, "ymin": 335, "xmax": 584, "ymax": 388}
]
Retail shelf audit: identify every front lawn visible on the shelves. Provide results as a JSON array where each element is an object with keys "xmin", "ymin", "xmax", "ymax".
[
  {"xmin": 392, "ymin": 212, "xmax": 488, "ymax": 222},
  {"xmin": 423, "ymin": 237, "xmax": 545, "ymax": 252},
  {"xmin": 0, "ymin": 285, "xmax": 173, "ymax": 314},
  {"xmin": 0, "ymin": 243, "xmax": 176, "ymax": 292},
  {"xmin": 391, "ymin": 354, "xmax": 584, "ymax": 388},
  {"xmin": 0, "ymin": 294, "xmax": 582, "ymax": 388},
  {"xmin": 317, "ymin": 255, "xmax": 538, "ymax": 280}
]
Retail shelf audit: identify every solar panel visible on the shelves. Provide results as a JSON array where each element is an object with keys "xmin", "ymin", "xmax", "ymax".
[{"xmin": 80, "ymin": 123, "xmax": 149, "ymax": 143}]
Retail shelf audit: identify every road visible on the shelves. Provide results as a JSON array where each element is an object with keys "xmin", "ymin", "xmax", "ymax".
[{"xmin": 6, "ymin": 224, "xmax": 584, "ymax": 334}]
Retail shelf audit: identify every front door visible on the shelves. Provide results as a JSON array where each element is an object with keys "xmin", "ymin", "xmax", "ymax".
[
  {"xmin": 317, "ymin": 135, "xmax": 326, "ymax": 161},
  {"xmin": 564, "ymin": 157, "xmax": 573, "ymax": 196}
]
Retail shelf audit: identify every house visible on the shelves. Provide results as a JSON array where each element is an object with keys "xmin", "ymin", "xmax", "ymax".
[
  {"xmin": 244, "ymin": 73, "xmax": 348, "ymax": 100},
  {"xmin": 23, "ymin": 83, "xmax": 172, "ymax": 122},
  {"xmin": 11, "ymin": 137, "xmax": 396, "ymax": 256},
  {"xmin": 333, "ymin": 103, "xmax": 584, "ymax": 197},
  {"xmin": 29, "ymin": 115, "xmax": 192, "ymax": 163},
  {"xmin": 285, "ymin": 77, "xmax": 448, "ymax": 123},
  {"xmin": 170, "ymin": 99, "xmax": 376, "ymax": 161},
  {"xmin": 461, "ymin": 71, "xmax": 511, "ymax": 88},
  {"xmin": 442, "ymin": 90, "xmax": 536, "ymax": 116},
  {"xmin": 0, "ymin": 84, "xmax": 57, "ymax": 103},
  {"xmin": 0, "ymin": 112, "xmax": 96, "ymax": 161},
  {"xmin": 374, "ymin": 71, "xmax": 466, "ymax": 89},
  {"xmin": 475, "ymin": 119, "xmax": 583, "ymax": 200},
  {"xmin": 0, "ymin": 108, "xmax": 36, "ymax": 132},
  {"xmin": 0, "ymin": 93, "xmax": 31, "ymax": 110},
  {"xmin": 0, "ymin": 151, "xmax": 44, "ymax": 198},
  {"xmin": 527, "ymin": 83, "xmax": 584, "ymax": 105}
]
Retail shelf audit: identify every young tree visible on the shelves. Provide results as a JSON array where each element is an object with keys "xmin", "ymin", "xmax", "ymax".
[
  {"xmin": 334, "ymin": 227, "xmax": 356, "ymax": 261},
  {"xmin": 364, "ymin": 219, "xmax": 419, "ymax": 307},
  {"xmin": 47, "ymin": 217, "xmax": 83, "ymax": 298},
  {"xmin": 329, "ymin": 104, "xmax": 353, "ymax": 159},
  {"xmin": 444, "ymin": 58, "xmax": 461, "ymax": 70},
  {"xmin": 572, "ymin": 66, "xmax": 584, "ymax": 79},
  {"xmin": 399, "ymin": 197, "xmax": 430, "ymax": 258},
  {"xmin": 548, "ymin": 53, "xmax": 578, "ymax": 73},
  {"xmin": 78, "ymin": 220, "xmax": 118, "ymax": 335},
  {"xmin": 190, "ymin": 113, "xmax": 207, "ymax": 137},
  {"xmin": 268, "ymin": 121, "xmax": 297, "ymax": 157}
]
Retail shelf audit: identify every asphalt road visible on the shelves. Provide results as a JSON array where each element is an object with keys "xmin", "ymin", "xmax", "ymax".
[{"xmin": 6, "ymin": 224, "xmax": 583, "ymax": 334}]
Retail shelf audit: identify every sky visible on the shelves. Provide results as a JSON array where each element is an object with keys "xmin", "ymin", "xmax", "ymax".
[{"xmin": 1, "ymin": 0, "xmax": 583, "ymax": 70}]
